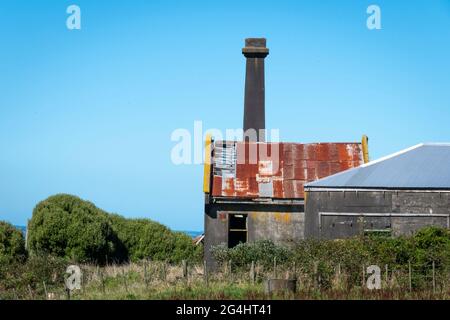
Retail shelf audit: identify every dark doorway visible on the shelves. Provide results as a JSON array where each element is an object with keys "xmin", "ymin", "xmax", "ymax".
[{"xmin": 228, "ymin": 214, "xmax": 248, "ymax": 248}]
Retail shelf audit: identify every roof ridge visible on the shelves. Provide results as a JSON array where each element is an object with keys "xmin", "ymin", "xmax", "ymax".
[
  {"xmin": 360, "ymin": 143, "xmax": 424, "ymax": 168},
  {"xmin": 422, "ymin": 142, "xmax": 450, "ymax": 146}
]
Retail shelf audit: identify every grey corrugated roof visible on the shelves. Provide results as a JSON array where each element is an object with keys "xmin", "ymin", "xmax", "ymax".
[{"xmin": 305, "ymin": 143, "xmax": 450, "ymax": 190}]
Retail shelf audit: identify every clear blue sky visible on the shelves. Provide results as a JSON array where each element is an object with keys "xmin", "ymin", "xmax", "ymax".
[{"xmin": 1, "ymin": 0, "xmax": 450, "ymax": 231}]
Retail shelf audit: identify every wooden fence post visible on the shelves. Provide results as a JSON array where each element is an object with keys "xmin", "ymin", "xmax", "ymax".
[
  {"xmin": 250, "ymin": 261, "xmax": 255, "ymax": 284},
  {"xmin": 432, "ymin": 261, "xmax": 436, "ymax": 294},
  {"xmin": 182, "ymin": 260, "xmax": 188, "ymax": 281},
  {"xmin": 273, "ymin": 257, "xmax": 277, "ymax": 278},
  {"xmin": 28, "ymin": 284, "xmax": 34, "ymax": 300},
  {"xmin": 313, "ymin": 261, "xmax": 319, "ymax": 289},
  {"xmin": 160, "ymin": 261, "xmax": 167, "ymax": 281},
  {"xmin": 144, "ymin": 261, "xmax": 149, "ymax": 289},
  {"xmin": 362, "ymin": 264, "xmax": 366, "ymax": 288},
  {"xmin": 43, "ymin": 281, "xmax": 48, "ymax": 300},
  {"xmin": 228, "ymin": 260, "xmax": 232, "ymax": 282},
  {"xmin": 100, "ymin": 271, "xmax": 106, "ymax": 294},
  {"xmin": 203, "ymin": 260, "xmax": 208, "ymax": 286},
  {"xmin": 122, "ymin": 269, "xmax": 128, "ymax": 293},
  {"xmin": 408, "ymin": 261, "xmax": 412, "ymax": 292},
  {"xmin": 385, "ymin": 264, "xmax": 388, "ymax": 287}
]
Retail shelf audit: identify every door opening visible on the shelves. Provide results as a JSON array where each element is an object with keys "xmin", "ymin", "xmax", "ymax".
[{"xmin": 228, "ymin": 214, "xmax": 248, "ymax": 248}]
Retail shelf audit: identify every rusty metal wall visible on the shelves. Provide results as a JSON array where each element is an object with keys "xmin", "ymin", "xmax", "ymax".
[{"xmin": 211, "ymin": 141, "xmax": 364, "ymax": 199}]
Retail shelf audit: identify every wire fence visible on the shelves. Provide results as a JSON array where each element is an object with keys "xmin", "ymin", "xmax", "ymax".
[{"xmin": 2, "ymin": 259, "xmax": 450, "ymax": 300}]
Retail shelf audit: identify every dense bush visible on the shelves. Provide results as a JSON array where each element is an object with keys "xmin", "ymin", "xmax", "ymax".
[
  {"xmin": 0, "ymin": 253, "xmax": 67, "ymax": 299},
  {"xmin": 27, "ymin": 194, "xmax": 118, "ymax": 264},
  {"xmin": 27, "ymin": 194, "xmax": 201, "ymax": 264},
  {"xmin": 0, "ymin": 221, "xmax": 26, "ymax": 263},
  {"xmin": 109, "ymin": 214, "xmax": 202, "ymax": 263},
  {"xmin": 211, "ymin": 227, "xmax": 450, "ymax": 288},
  {"xmin": 211, "ymin": 240, "xmax": 291, "ymax": 269}
]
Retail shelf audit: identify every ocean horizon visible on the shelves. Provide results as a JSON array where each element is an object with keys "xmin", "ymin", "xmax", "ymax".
[{"xmin": 14, "ymin": 225, "xmax": 203, "ymax": 238}]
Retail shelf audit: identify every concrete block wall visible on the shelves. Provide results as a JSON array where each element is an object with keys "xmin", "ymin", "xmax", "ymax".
[{"xmin": 305, "ymin": 190, "xmax": 450, "ymax": 239}]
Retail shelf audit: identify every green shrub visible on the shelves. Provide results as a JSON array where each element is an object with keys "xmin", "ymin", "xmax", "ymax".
[
  {"xmin": 412, "ymin": 226, "xmax": 450, "ymax": 268},
  {"xmin": 28, "ymin": 194, "xmax": 122, "ymax": 264},
  {"xmin": 211, "ymin": 226, "xmax": 450, "ymax": 288},
  {"xmin": 27, "ymin": 194, "xmax": 201, "ymax": 264},
  {"xmin": 0, "ymin": 221, "xmax": 26, "ymax": 263},
  {"xmin": 211, "ymin": 240, "xmax": 291, "ymax": 269},
  {"xmin": 110, "ymin": 214, "xmax": 202, "ymax": 263}
]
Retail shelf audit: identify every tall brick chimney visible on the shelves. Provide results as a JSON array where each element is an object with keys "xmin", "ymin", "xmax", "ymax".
[{"xmin": 242, "ymin": 38, "xmax": 269, "ymax": 142}]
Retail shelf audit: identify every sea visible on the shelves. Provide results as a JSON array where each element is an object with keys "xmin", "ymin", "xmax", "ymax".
[{"xmin": 15, "ymin": 226, "xmax": 203, "ymax": 238}]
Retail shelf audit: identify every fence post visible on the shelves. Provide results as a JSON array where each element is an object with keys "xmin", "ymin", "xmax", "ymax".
[
  {"xmin": 203, "ymin": 260, "xmax": 208, "ymax": 286},
  {"xmin": 42, "ymin": 281, "xmax": 48, "ymax": 300},
  {"xmin": 385, "ymin": 264, "xmax": 388, "ymax": 288},
  {"xmin": 228, "ymin": 260, "xmax": 232, "ymax": 282},
  {"xmin": 293, "ymin": 261, "xmax": 297, "ymax": 280},
  {"xmin": 122, "ymin": 269, "xmax": 128, "ymax": 293},
  {"xmin": 362, "ymin": 264, "xmax": 366, "ymax": 288},
  {"xmin": 28, "ymin": 284, "xmax": 33, "ymax": 300},
  {"xmin": 182, "ymin": 260, "xmax": 188, "ymax": 281},
  {"xmin": 160, "ymin": 261, "xmax": 167, "ymax": 281},
  {"xmin": 250, "ymin": 261, "xmax": 255, "ymax": 284},
  {"xmin": 313, "ymin": 261, "xmax": 319, "ymax": 289},
  {"xmin": 273, "ymin": 257, "xmax": 277, "ymax": 278},
  {"xmin": 144, "ymin": 261, "xmax": 149, "ymax": 289},
  {"xmin": 432, "ymin": 261, "xmax": 436, "ymax": 294},
  {"xmin": 408, "ymin": 261, "xmax": 412, "ymax": 292},
  {"xmin": 337, "ymin": 263, "xmax": 341, "ymax": 286},
  {"xmin": 100, "ymin": 271, "xmax": 105, "ymax": 294}
]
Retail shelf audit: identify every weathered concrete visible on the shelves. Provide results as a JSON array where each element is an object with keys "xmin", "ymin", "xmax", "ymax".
[
  {"xmin": 204, "ymin": 202, "xmax": 304, "ymax": 270},
  {"xmin": 248, "ymin": 211, "xmax": 304, "ymax": 244},
  {"xmin": 305, "ymin": 190, "xmax": 450, "ymax": 239}
]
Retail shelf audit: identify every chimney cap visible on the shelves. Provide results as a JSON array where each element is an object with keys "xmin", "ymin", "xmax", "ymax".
[{"xmin": 242, "ymin": 38, "xmax": 269, "ymax": 57}]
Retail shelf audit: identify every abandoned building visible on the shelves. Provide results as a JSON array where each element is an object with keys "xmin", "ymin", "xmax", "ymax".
[
  {"xmin": 203, "ymin": 38, "xmax": 368, "ymax": 268},
  {"xmin": 304, "ymin": 143, "xmax": 450, "ymax": 239}
]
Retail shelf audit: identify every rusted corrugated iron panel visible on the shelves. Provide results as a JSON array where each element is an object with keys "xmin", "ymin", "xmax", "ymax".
[{"xmin": 210, "ymin": 141, "xmax": 364, "ymax": 199}]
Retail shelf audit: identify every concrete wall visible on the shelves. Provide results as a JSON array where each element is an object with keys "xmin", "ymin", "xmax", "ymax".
[
  {"xmin": 248, "ymin": 211, "xmax": 304, "ymax": 244},
  {"xmin": 305, "ymin": 190, "xmax": 450, "ymax": 239},
  {"xmin": 204, "ymin": 202, "xmax": 304, "ymax": 270}
]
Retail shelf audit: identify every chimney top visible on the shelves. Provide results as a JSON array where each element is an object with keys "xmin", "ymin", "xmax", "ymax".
[{"xmin": 242, "ymin": 38, "xmax": 269, "ymax": 58}]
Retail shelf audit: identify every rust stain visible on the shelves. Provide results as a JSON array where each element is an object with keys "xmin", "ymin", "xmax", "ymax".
[
  {"xmin": 210, "ymin": 141, "xmax": 364, "ymax": 199},
  {"xmin": 283, "ymin": 213, "xmax": 291, "ymax": 223}
]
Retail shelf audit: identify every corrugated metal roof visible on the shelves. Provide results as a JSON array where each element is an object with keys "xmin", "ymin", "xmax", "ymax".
[
  {"xmin": 305, "ymin": 143, "xmax": 450, "ymax": 190},
  {"xmin": 210, "ymin": 141, "xmax": 364, "ymax": 199}
]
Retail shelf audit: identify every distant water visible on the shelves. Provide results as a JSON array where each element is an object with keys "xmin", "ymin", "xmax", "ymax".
[
  {"xmin": 181, "ymin": 230, "xmax": 203, "ymax": 238},
  {"xmin": 15, "ymin": 225, "xmax": 202, "ymax": 238},
  {"xmin": 15, "ymin": 225, "xmax": 26, "ymax": 236}
]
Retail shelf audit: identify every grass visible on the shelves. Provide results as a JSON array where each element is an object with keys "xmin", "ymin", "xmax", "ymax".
[{"xmin": 19, "ymin": 261, "xmax": 449, "ymax": 300}]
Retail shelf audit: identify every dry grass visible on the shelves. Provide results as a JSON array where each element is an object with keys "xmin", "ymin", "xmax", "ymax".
[{"xmin": 40, "ymin": 261, "xmax": 449, "ymax": 300}]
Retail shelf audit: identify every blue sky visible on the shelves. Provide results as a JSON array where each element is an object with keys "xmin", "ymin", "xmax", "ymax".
[{"xmin": 1, "ymin": 0, "xmax": 450, "ymax": 231}]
